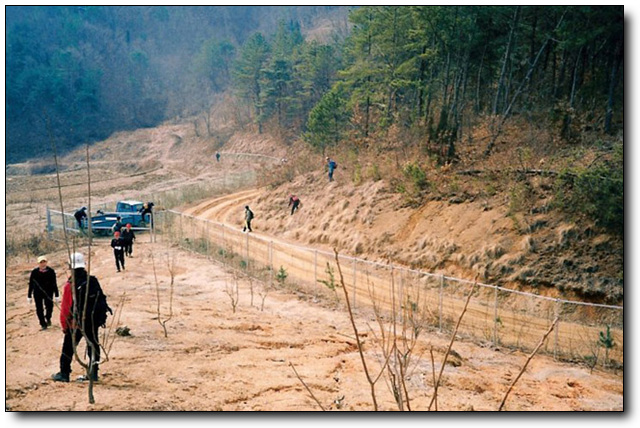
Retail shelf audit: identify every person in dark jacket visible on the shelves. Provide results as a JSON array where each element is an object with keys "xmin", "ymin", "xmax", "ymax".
[
  {"xmin": 111, "ymin": 231, "xmax": 126, "ymax": 272},
  {"xmin": 242, "ymin": 205, "xmax": 254, "ymax": 232},
  {"xmin": 74, "ymin": 207, "xmax": 87, "ymax": 229},
  {"xmin": 52, "ymin": 252, "xmax": 105, "ymax": 382},
  {"xmin": 288, "ymin": 195, "xmax": 301, "ymax": 215},
  {"xmin": 121, "ymin": 223, "xmax": 136, "ymax": 257},
  {"xmin": 139, "ymin": 202, "xmax": 155, "ymax": 227},
  {"xmin": 112, "ymin": 216, "xmax": 123, "ymax": 235},
  {"xmin": 28, "ymin": 255, "xmax": 59, "ymax": 330}
]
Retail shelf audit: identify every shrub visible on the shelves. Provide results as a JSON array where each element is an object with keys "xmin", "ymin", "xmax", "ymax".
[
  {"xmin": 403, "ymin": 162, "xmax": 428, "ymax": 192},
  {"xmin": 276, "ymin": 266, "xmax": 288, "ymax": 286},
  {"xmin": 554, "ymin": 144, "xmax": 623, "ymax": 235},
  {"xmin": 6, "ymin": 233, "xmax": 58, "ymax": 262}
]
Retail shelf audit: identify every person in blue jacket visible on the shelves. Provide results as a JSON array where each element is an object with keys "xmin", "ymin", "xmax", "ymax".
[{"xmin": 326, "ymin": 157, "xmax": 337, "ymax": 182}]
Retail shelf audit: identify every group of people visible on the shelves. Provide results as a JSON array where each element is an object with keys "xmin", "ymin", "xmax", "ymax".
[
  {"xmin": 239, "ymin": 156, "xmax": 337, "ymax": 232},
  {"xmin": 241, "ymin": 194, "xmax": 302, "ymax": 233},
  {"xmin": 111, "ymin": 220, "xmax": 136, "ymax": 272},
  {"xmin": 28, "ymin": 252, "xmax": 110, "ymax": 383},
  {"xmin": 73, "ymin": 202, "xmax": 154, "ymax": 231},
  {"xmin": 29, "ymin": 155, "xmax": 337, "ymax": 384}
]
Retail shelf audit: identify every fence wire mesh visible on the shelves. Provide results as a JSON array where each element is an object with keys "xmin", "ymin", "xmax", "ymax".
[{"xmin": 155, "ymin": 208, "xmax": 623, "ymax": 370}]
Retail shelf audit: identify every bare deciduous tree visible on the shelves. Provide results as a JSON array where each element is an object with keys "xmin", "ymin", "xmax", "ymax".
[{"xmin": 151, "ymin": 251, "xmax": 176, "ymax": 338}]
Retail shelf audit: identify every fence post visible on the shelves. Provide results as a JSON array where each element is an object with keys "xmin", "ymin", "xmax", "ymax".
[
  {"xmin": 245, "ymin": 232, "xmax": 249, "ymax": 272},
  {"xmin": 352, "ymin": 258, "xmax": 357, "ymax": 309},
  {"xmin": 46, "ymin": 207, "xmax": 52, "ymax": 239},
  {"xmin": 493, "ymin": 285, "xmax": 499, "ymax": 347},
  {"xmin": 269, "ymin": 241, "xmax": 274, "ymax": 283},
  {"xmin": 554, "ymin": 299, "xmax": 560, "ymax": 360},
  {"xmin": 439, "ymin": 274, "xmax": 444, "ymax": 333},
  {"xmin": 390, "ymin": 265, "xmax": 395, "ymax": 322},
  {"xmin": 205, "ymin": 220, "xmax": 210, "ymax": 258},
  {"xmin": 314, "ymin": 250, "xmax": 318, "ymax": 295},
  {"xmin": 150, "ymin": 213, "xmax": 154, "ymax": 243}
]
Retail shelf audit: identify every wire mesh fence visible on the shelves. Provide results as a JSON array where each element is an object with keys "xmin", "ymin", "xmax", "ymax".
[{"xmin": 155, "ymin": 209, "xmax": 623, "ymax": 370}]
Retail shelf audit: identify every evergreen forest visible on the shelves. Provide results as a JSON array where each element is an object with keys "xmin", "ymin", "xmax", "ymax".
[{"xmin": 6, "ymin": 6, "xmax": 623, "ymax": 168}]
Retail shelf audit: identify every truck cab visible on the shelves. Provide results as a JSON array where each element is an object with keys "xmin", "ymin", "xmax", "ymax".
[
  {"xmin": 89, "ymin": 200, "xmax": 148, "ymax": 235},
  {"xmin": 116, "ymin": 200, "xmax": 145, "ymax": 215}
]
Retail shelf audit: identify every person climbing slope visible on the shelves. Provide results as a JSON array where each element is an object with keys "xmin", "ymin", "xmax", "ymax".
[
  {"xmin": 288, "ymin": 195, "xmax": 301, "ymax": 215},
  {"xmin": 326, "ymin": 157, "xmax": 337, "ymax": 182}
]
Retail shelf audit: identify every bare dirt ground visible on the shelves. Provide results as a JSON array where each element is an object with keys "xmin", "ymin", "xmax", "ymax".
[
  {"xmin": 4, "ymin": 241, "xmax": 624, "ymax": 411},
  {"xmin": 4, "ymin": 120, "xmax": 624, "ymax": 412}
]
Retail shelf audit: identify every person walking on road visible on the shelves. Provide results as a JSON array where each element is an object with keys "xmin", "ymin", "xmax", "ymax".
[
  {"xmin": 111, "ymin": 231, "xmax": 126, "ymax": 272},
  {"xmin": 216, "ymin": 152, "xmax": 221, "ymax": 162},
  {"xmin": 242, "ymin": 205, "xmax": 254, "ymax": 233},
  {"xmin": 52, "ymin": 252, "xmax": 111, "ymax": 383},
  {"xmin": 121, "ymin": 223, "xmax": 136, "ymax": 257},
  {"xmin": 288, "ymin": 195, "xmax": 301, "ymax": 215},
  {"xmin": 28, "ymin": 255, "xmax": 59, "ymax": 330}
]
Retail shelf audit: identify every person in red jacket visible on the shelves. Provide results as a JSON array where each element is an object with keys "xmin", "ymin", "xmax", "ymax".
[
  {"xmin": 288, "ymin": 195, "xmax": 301, "ymax": 215},
  {"xmin": 52, "ymin": 252, "xmax": 104, "ymax": 383}
]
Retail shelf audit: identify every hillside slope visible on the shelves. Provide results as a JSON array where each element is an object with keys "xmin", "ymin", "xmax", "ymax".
[
  {"xmin": 6, "ymin": 112, "xmax": 623, "ymax": 306},
  {"xmin": 206, "ymin": 138, "xmax": 623, "ymax": 306}
]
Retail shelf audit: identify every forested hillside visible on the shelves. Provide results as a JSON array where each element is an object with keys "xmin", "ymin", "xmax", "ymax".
[
  {"xmin": 7, "ymin": 6, "xmax": 622, "ymax": 161},
  {"xmin": 5, "ymin": 5, "xmax": 348, "ymax": 162}
]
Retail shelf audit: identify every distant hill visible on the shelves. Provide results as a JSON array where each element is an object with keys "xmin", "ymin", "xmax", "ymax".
[{"xmin": 5, "ymin": 5, "xmax": 349, "ymax": 163}]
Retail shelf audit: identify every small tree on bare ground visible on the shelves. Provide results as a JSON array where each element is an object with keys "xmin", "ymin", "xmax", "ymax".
[
  {"xmin": 364, "ymin": 266, "xmax": 429, "ymax": 411},
  {"xmin": 151, "ymin": 250, "xmax": 176, "ymax": 338},
  {"xmin": 248, "ymin": 276, "xmax": 255, "ymax": 307},
  {"xmin": 333, "ymin": 249, "xmax": 387, "ymax": 411},
  {"xmin": 258, "ymin": 281, "xmax": 271, "ymax": 312},
  {"xmin": 427, "ymin": 277, "xmax": 478, "ymax": 411},
  {"xmin": 224, "ymin": 270, "xmax": 240, "ymax": 313}
]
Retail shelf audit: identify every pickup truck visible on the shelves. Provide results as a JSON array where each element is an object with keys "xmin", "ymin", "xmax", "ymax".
[{"xmin": 89, "ymin": 200, "xmax": 150, "ymax": 235}]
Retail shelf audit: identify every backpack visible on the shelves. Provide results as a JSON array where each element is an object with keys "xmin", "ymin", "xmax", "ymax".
[
  {"xmin": 330, "ymin": 160, "xmax": 337, "ymax": 169},
  {"xmin": 77, "ymin": 277, "xmax": 113, "ymax": 328}
]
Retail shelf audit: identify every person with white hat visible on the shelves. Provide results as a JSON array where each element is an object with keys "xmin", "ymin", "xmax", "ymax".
[
  {"xmin": 52, "ymin": 252, "xmax": 111, "ymax": 383},
  {"xmin": 28, "ymin": 255, "xmax": 59, "ymax": 330}
]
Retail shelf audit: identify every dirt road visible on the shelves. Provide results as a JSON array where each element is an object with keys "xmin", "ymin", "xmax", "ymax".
[{"xmin": 179, "ymin": 191, "xmax": 624, "ymax": 366}]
